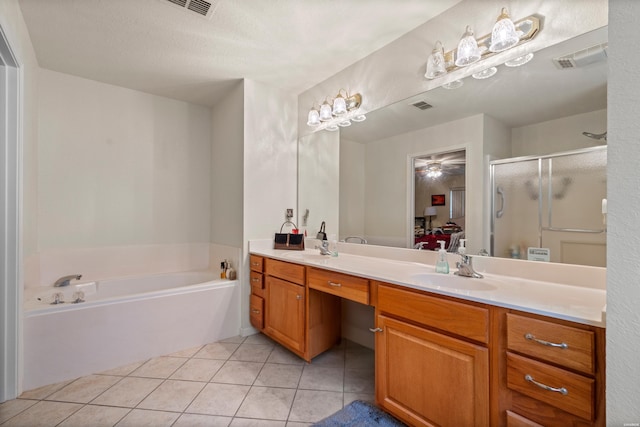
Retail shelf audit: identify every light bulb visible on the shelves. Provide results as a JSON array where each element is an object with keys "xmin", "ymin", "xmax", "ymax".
[
  {"xmin": 332, "ymin": 94, "xmax": 347, "ymax": 116},
  {"xmin": 307, "ymin": 108, "xmax": 320, "ymax": 126},
  {"xmin": 319, "ymin": 101, "xmax": 333, "ymax": 121}
]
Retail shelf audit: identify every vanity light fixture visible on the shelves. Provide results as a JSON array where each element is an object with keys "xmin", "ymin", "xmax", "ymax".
[
  {"xmin": 455, "ymin": 26, "xmax": 482, "ymax": 67},
  {"xmin": 426, "ymin": 162, "xmax": 443, "ymax": 178},
  {"xmin": 472, "ymin": 66, "xmax": 498, "ymax": 80},
  {"xmin": 424, "ymin": 9, "xmax": 540, "ymax": 85},
  {"xmin": 307, "ymin": 91, "xmax": 365, "ymax": 131},
  {"xmin": 489, "ymin": 8, "xmax": 520, "ymax": 53}
]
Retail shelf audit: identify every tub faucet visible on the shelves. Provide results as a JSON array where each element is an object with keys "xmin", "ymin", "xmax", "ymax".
[
  {"xmin": 455, "ymin": 254, "xmax": 483, "ymax": 279},
  {"xmin": 54, "ymin": 274, "xmax": 82, "ymax": 287}
]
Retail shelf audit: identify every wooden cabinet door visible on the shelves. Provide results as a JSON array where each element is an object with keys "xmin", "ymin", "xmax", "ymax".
[
  {"xmin": 265, "ymin": 276, "xmax": 305, "ymax": 354},
  {"xmin": 376, "ymin": 315, "xmax": 489, "ymax": 427}
]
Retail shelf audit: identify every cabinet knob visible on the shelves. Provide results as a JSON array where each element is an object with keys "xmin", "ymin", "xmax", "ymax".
[
  {"xmin": 524, "ymin": 374, "xmax": 568, "ymax": 395},
  {"xmin": 369, "ymin": 327, "xmax": 383, "ymax": 333},
  {"xmin": 524, "ymin": 333, "xmax": 568, "ymax": 349}
]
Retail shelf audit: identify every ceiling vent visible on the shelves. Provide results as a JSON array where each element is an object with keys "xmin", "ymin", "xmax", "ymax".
[
  {"xmin": 553, "ymin": 43, "xmax": 608, "ymax": 69},
  {"xmin": 163, "ymin": 0, "xmax": 218, "ymax": 19},
  {"xmin": 411, "ymin": 100, "xmax": 434, "ymax": 111}
]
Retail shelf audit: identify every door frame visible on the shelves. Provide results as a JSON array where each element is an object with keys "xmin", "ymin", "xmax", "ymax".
[{"xmin": 0, "ymin": 23, "xmax": 22, "ymax": 402}]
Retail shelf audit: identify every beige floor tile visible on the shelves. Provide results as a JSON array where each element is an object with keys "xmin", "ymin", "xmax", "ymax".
[
  {"xmin": 0, "ymin": 399, "xmax": 38, "ymax": 424},
  {"xmin": 18, "ymin": 379, "xmax": 75, "ymax": 400},
  {"xmin": 230, "ymin": 418, "xmax": 286, "ymax": 426},
  {"xmin": 194, "ymin": 342, "xmax": 241, "ymax": 360},
  {"xmin": 211, "ymin": 361, "xmax": 264, "ymax": 385},
  {"xmin": 57, "ymin": 404, "xmax": 130, "ymax": 427},
  {"xmin": 115, "ymin": 408, "xmax": 179, "ymax": 427},
  {"xmin": 343, "ymin": 392, "xmax": 375, "ymax": 406},
  {"xmin": 137, "ymin": 379, "xmax": 206, "ymax": 412},
  {"xmin": 1, "ymin": 401, "xmax": 83, "ymax": 427},
  {"xmin": 344, "ymin": 369, "xmax": 375, "ymax": 393},
  {"xmin": 186, "ymin": 383, "xmax": 250, "ymax": 416},
  {"xmin": 298, "ymin": 366, "xmax": 344, "ymax": 392},
  {"xmin": 288, "ymin": 390, "xmax": 343, "ymax": 423},
  {"xmin": 309, "ymin": 347, "xmax": 345, "ymax": 368},
  {"xmin": 170, "ymin": 358, "xmax": 225, "ymax": 382},
  {"xmin": 220, "ymin": 336, "xmax": 247, "ymax": 344},
  {"xmin": 266, "ymin": 346, "xmax": 305, "ymax": 365},
  {"xmin": 235, "ymin": 386, "xmax": 296, "ymax": 421},
  {"xmin": 254, "ymin": 363, "xmax": 303, "ymax": 389},
  {"xmin": 243, "ymin": 334, "xmax": 275, "ymax": 346},
  {"xmin": 230, "ymin": 344, "xmax": 274, "ymax": 363},
  {"xmin": 98, "ymin": 360, "xmax": 145, "ymax": 376},
  {"xmin": 168, "ymin": 345, "xmax": 204, "ymax": 358},
  {"xmin": 173, "ymin": 413, "xmax": 232, "ymax": 427},
  {"xmin": 91, "ymin": 377, "xmax": 163, "ymax": 408},
  {"xmin": 345, "ymin": 349, "xmax": 375, "ymax": 371},
  {"xmin": 129, "ymin": 356, "xmax": 186, "ymax": 379},
  {"xmin": 285, "ymin": 422, "xmax": 312, "ymax": 427},
  {"xmin": 45, "ymin": 375, "xmax": 121, "ymax": 404}
]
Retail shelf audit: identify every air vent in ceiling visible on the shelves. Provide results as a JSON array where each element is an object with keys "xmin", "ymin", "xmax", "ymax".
[
  {"xmin": 553, "ymin": 43, "xmax": 608, "ymax": 69},
  {"xmin": 411, "ymin": 101, "xmax": 434, "ymax": 111},
  {"xmin": 163, "ymin": 0, "xmax": 218, "ymax": 19}
]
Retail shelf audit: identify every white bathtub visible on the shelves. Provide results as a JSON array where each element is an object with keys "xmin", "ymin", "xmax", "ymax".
[{"xmin": 23, "ymin": 271, "xmax": 240, "ymax": 391}]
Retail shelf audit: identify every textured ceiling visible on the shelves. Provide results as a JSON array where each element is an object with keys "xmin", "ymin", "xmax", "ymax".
[{"xmin": 18, "ymin": 0, "xmax": 462, "ymax": 107}]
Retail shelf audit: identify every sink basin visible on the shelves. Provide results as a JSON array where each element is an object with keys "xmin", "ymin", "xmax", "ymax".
[{"xmin": 410, "ymin": 273, "xmax": 497, "ymax": 291}]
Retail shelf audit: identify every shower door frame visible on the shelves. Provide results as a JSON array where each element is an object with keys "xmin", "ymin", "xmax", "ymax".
[{"xmin": 489, "ymin": 145, "xmax": 607, "ymax": 259}]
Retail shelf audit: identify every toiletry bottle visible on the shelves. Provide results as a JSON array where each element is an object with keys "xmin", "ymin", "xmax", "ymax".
[
  {"xmin": 220, "ymin": 260, "xmax": 227, "ymax": 279},
  {"xmin": 458, "ymin": 239, "xmax": 467, "ymax": 255},
  {"xmin": 225, "ymin": 261, "xmax": 236, "ymax": 280},
  {"xmin": 328, "ymin": 234, "xmax": 338, "ymax": 257},
  {"xmin": 435, "ymin": 240, "xmax": 449, "ymax": 273}
]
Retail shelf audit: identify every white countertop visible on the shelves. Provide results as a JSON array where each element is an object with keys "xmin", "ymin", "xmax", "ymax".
[{"xmin": 250, "ymin": 244, "xmax": 606, "ymax": 328}]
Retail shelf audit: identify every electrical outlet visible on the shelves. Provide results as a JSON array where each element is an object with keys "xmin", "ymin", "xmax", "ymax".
[{"xmin": 286, "ymin": 208, "xmax": 294, "ymax": 219}]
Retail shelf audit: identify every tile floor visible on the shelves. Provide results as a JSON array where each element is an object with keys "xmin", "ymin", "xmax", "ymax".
[{"xmin": 0, "ymin": 334, "xmax": 375, "ymax": 426}]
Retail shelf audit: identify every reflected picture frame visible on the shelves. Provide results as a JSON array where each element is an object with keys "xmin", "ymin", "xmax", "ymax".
[{"xmin": 431, "ymin": 194, "xmax": 446, "ymax": 206}]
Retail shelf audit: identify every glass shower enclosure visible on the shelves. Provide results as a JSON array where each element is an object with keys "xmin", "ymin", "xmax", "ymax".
[{"xmin": 490, "ymin": 146, "xmax": 607, "ymax": 267}]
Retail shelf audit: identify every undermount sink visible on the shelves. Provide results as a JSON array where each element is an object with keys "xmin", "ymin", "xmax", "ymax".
[{"xmin": 410, "ymin": 273, "xmax": 497, "ymax": 291}]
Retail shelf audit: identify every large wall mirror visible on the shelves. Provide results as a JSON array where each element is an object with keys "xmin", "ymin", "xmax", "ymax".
[{"xmin": 298, "ymin": 25, "xmax": 607, "ymax": 267}]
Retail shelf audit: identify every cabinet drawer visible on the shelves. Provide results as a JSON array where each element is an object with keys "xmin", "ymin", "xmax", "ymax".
[
  {"xmin": 507, "ymin": 352, "xmax": 594, "ymax": 421},
  {"xmin": 250, "ymin": 271, "xmax": 264, "ymax": 298},
  {"xmin": 377, "ymin": 284, "xmax": 489, "ymax": 343},
  {"xmin": 507, "ymin": 313, "xmax": 595, "ymax": 375},
  {"xmin": 308, "ymin": 268, "xmax": 369, "ymax": 304},
  {"xmin": 250, "ymin": 255, "xmax": 264, "ymax": 272},
  {"xmin": 265, "ymin": 258, "xmax": 305, "ymax": 284},
  {"xmin": 506, "ymin": 410, "xmax": 544, "ymax": 427},
  {"xmin": 250, "ymin": 294, "xmax": 264, "ymax": 330}
]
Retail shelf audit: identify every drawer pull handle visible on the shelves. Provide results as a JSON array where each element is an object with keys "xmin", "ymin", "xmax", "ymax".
[
  {"xmin": 369, "ymin": 327, "xmax": 383, "ymax": 333},
  {"xmin": 251, "ymin": 262, "xmax": 260, "ymax": 266},
  {"xmin": 328, "ymin": 281, "xmax": 342, "ymax": 287},
  {"xmin": 251, "ymin": 278, "xmax": 260, "ymax": 283},
  {"xmin": 525, "ymin": 333, "xmax": 568, "ymax": 349},
  {"xmin": 296, "ymin": 295, "xmax": 302, "ymax": 300},
  {"xmin": 251, "ymin": 309, "xmax": 261, "ymax": 314},
  {"xmin": 524, "ymin": 374, "xmax": 568, "ymax": 396}
]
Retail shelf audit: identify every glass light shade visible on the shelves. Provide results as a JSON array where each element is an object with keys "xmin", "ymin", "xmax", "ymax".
[
  {"xmin": 319, "ymin": 102, "xmax": 333, "ymax": 121},
  {"xmin": 332, "ymin": 94, "xmax": 347, "ymax": 116},
  {"xmin": 489, "ymin": 8, "xmax": 520, "ymax": 52},
  {"xmin": 472, "ymin": 66, "xmax": 497, "ymax": 80},
  {"xmin": 338, "ymin": 120, "xmax": 351, "ymax": 127},
  {"xmin": 442, "ymin": 79, "xmax": 463, "ymax": 90},
  {"xmin": 307, "ymin": 108, "xmax": 320, "ymax": 126},
  {"xmin": 455, "ymin": 26, "xmax": 481, "ymax": 67},
  {"xmin": 505, "ymin": 52, "xmax": 534, "ymax": 67},
  {"xmin": 326, "ymin": 124, "xmax": 339, "ymax": 131},
  {"xmin": 425, "ymin": 41, "xmax": 447, "ymax": 79},
  {"xmin": 351, "ymin": 114, "xmax": 366, "ymax": 122}
]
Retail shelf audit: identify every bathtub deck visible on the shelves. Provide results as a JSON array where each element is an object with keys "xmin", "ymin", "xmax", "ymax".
[{"xmin": 1, "ymin": 335, "xmax": 375, "ymax": 426}]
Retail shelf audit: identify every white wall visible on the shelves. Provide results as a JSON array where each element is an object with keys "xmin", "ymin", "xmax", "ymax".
[
  {"xmin": 607, "ymin": 0, "xmax": 640, "ymax": 423},
  {"xmin": 32, "ymin": 70, "xmax": 213, "ymax": 286},
  {"xmin": 339, "ymin": 138, "xmax": 365, "ymax": 239},
  {"xmin": 211, "ymin": 81, "xmax": 244, "ymax": 248}
]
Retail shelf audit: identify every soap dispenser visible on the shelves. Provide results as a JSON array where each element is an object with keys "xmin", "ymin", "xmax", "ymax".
[
  {"xmin": 458, "ymin": 239, "xmax": 467, "ymax": 255},
  {"xmin": 435, "ymin": 240, "xmax": 449, "ymax": 274}
]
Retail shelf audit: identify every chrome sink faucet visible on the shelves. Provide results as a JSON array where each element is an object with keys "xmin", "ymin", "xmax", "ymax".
[
  {"xmin": 455, "ymin": 254, "xmax": 483, "ymax": 278},
  {"xmin": 315, "ymin": 241, "xmax": 332, "ymax": 256},
  {"xmin": 54, "ymin": 274, "xmax": 82, "ymax": 287}
]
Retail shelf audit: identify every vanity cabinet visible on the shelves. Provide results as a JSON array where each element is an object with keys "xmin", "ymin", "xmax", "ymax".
[
  {"xmin": 374, "ymin": 282, "xmax": 490, "ymax": 427},
  {"xmin": 500, "ymin": 312, "xmax": 605, "ymax": 426},
  {"xmin": 249, "ymin": 255, "xmax": 265, "ymax": 330}
]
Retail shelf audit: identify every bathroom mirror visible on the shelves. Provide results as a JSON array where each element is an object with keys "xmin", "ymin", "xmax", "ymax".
[{"xmin": 298, "ymin": 26, "xmax": 607, "ymax": 265}]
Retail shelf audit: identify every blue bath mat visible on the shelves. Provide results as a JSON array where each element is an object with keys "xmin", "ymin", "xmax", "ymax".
[{"xmin": 312, "ymin": 400, "xmax": 406, "ymax": 427}]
